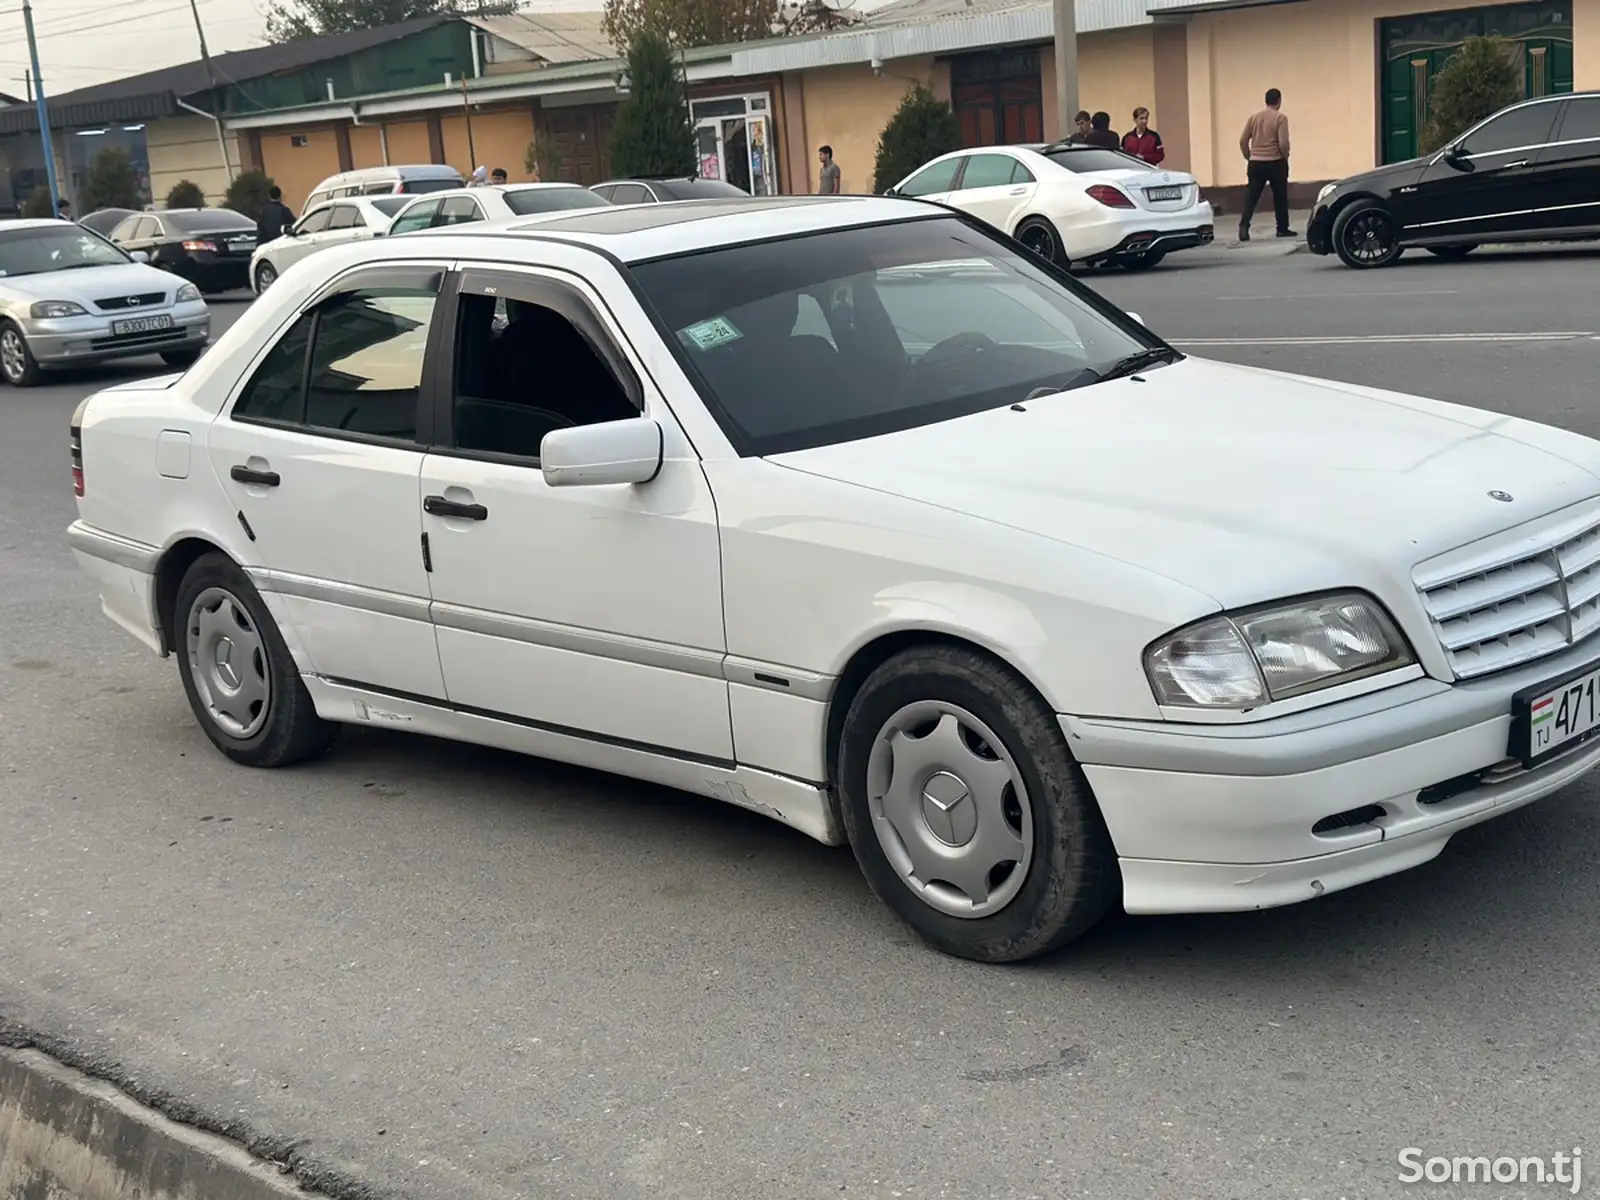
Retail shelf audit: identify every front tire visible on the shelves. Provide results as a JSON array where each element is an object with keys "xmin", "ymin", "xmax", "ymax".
[
  {"xmin": 254, "ymin": 261, "xmax": 277, "ymax": 293},
  {"xmin": 0, "ymin": 321, "xmax": 42, "ymax": 387},
  {"xmin": 1332, "ymin": 200, "xmax": 1404, "ymax": 269},
  {"xmin": 1015, "ymin": 217, "xmax": 1071, "ymax": 270},
  {"xmin": 174, "ymin": 552, "xmax": 338, "ymax": 768},
  {"xmin": 837, "ymin": 644, "xmax": 1118, "ymax": 963}
]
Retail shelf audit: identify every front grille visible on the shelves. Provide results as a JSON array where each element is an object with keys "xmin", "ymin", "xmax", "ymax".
[
  {"xmin": 1416, "ymin": 502, "xmax": 1600, "ymax": 679},
  {"xmin": 95, "ymin": 292, "xmax": 166, "ymax": 311}
]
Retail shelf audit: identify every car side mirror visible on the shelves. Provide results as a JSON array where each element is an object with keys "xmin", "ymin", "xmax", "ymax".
[
  {"xmin": 541, "ymin": 417, "xmax": 664, "ymax": 487},
  {"xmin": 130, "ymin": 250, "xmax": 150, "ymax": 263},
  {"xmin": 1126, "ymin": 311, "xmax": 1145, "ymax": 326},
  {"xmin": 1443, "ymin": 145, "xmax": 1472, "ymax": 170},
  {"xmin": 883, "ymin": 186, "xmax": 899, "ymax": 197}
]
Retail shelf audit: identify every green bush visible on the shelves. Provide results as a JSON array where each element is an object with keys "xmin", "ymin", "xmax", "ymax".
[
  {"xmin": 165, "ymin": 179, "xmax": 207, "ymax": 209},
  {"xmin": 82, "ymin": 147, "xmax": 143, "ymax": 212},
  {"xmin": 1420, "ymin": 35, "xmax": 1522, "ymax": 155},
  {"xmin": 607, "ymin": 28, "xmax": 695, "ymax": 179},
  {"xmin": 20, "ymin": 188, "xmax": 56, "ymax": 218},
  {"xmin": 225, "ymin": 171, "xmax": 276, "ymax": 221},
  {"xmin": 872, "ymin": 84, "xmax": 962, "ymax": 194}
]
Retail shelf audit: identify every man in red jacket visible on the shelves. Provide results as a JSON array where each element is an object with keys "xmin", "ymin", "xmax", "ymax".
[{"xmin": 1121, "ymin": 107, "xmax": 1165, "ymax": 166}]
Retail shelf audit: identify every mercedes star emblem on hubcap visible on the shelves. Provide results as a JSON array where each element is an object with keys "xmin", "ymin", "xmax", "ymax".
[{"xmin": 920, "ymin": 770, "xmax": 978, "ymax": 847}]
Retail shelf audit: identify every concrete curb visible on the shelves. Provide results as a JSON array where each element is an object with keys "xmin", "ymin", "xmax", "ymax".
[{"xmin": 0, "ymin": 1045, "xmax": 329, "ymax": 1200}]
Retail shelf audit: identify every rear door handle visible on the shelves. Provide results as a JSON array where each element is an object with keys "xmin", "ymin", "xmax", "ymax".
[
  {"xmin": 1008, "ymin": 186, "xmax": 1027, "ymax": 195},
  {"xmin": 423, "ymin": 494, "xmax": 488, "ymax": 521},
  {"xmin": 230, "ymin": 464, "xmax": 280, "ymax": 487},
  {"xmin": 1504, "ymin": 159, "xmax": 1529, "ymax": 168}
]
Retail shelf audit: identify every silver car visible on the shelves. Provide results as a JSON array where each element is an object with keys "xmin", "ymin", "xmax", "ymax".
[{"xmin": 0, "ymin": 219, "xmax": 210, "ymax": 387}]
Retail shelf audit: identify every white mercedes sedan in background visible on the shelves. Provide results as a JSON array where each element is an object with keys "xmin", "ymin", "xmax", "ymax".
[
  {"xmin": 889, "ymin": 143, "xmax": 1214, "ymax": 271},
  {"xmin": 66, "ymin": 195, "xmax": 1600, "ymax": 962}
]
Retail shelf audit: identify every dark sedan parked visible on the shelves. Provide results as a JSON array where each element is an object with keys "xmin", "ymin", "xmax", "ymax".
[
  {"xmin": 1309, "ymin": 90, "xmax": 1600, "ymax": 269},
  {"xmin": 78, "ymin": 206, "xmax": 138, "ymax": 239},
  {"xmin": 108, "ymin": 208, "xmax": 258, "ymax": 293},
  {"xmin": 590, "ymin": 176, "xmax": 749, "ymax": 204}
]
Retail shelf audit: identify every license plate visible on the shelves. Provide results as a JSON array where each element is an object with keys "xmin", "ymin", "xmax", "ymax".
[
  {"xmin": 1514, "ymin": 663, "xmax": 1600, "ymax": 763},
  {"xmin": 112, "ymin": 314, "xmax": 174, "ymax": 337},
  {"xmin": 1145, "ymin": 186, "xmax": 1184, "ymax": 201},
  {"xmin": 226, "ymin": 238, "xmax": 255, "ymax": 251}
]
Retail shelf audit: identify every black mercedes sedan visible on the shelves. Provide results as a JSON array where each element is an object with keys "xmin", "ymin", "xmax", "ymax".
[
  {"xmin": 1308, "ymin": 90, "xmax": 1599, "ymax": 269},
  {"xmin": 107, "ymin": 207, "xmax": 258, "ymax": 293}
]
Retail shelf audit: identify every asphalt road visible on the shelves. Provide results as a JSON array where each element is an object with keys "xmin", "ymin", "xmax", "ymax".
[{"xmin": 4, "ymin": 249, "xmax": 1600, "ymax": 1200}]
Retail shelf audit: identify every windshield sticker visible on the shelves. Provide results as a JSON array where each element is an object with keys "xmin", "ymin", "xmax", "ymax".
[{"xmin": 680, "ymin": 316, "xmax": 742, "ymax": 350}]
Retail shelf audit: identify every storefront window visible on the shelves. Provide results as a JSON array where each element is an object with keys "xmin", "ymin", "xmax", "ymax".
[{"xmin": 689, "ymin": 93, "xmax": 777, "ymax": 196}]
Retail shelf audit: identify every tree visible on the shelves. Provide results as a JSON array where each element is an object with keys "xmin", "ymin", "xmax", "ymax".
[
  {"xmin": 601, "ymin": 0, "xmax": 855, "ymax": 50},
  {"xmin": 166, "ymin": 179, "xmax": 207, "ymax": 209},
  {"xmin": 82, "ymin": 147, "xmax": 143, "ymax": 212},
  {"xmin": 226, "ymin": 171, "xmax": 276, "ymax": 221},
  {"xmin": 607, "ymin": 28, "xmax": 695, "ymax": 179},
  {"xmin": 1419, "ymin": 35, "xmax": 1521, "ymax": 155},
  {"xmin": 20, "ymin": 188, "xmax": 55, "ymax": 218},
  {"xmin": 872, "ymin": 83, "xmax": 961, "ymax": 194},
  {"xmin": 266, "ymin": 0, "xmax": 513, "ymax": 42}
]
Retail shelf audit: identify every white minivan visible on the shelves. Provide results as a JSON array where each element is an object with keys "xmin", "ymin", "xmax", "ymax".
[{"xmin": 300, "ymin": 165, "xmax": 464, "ymax": 215}]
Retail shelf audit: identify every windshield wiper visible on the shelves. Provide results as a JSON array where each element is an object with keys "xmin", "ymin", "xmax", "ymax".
[{"xmin": 1095, "ymin": 346, "xmax": 1183, "ymax": 382}]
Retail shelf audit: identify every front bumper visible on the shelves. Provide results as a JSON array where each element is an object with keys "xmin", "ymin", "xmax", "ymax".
[
  {"xmin": 1306, "ymin": 203, "xmax": 1335, "ymax": 254},
  {"xmin": 24, "ymin": 303, "xmax": 210, "ymax": 368},
  {"xmin": 1065, "ymin": 641, "xmax": 1600, "ymax": 915}
]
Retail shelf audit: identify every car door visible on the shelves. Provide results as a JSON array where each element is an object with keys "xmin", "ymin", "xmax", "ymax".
[
  {"xmin": 892, "ymin": 156, "xmax": 963, "ymax": 204},
  {"xmin": 274, "ymin": 204, "xmax": 333, "ymax": 271},
  {"xmin": 1397, "ymin": 100, "xmax": 1562, "ymax": 237},
  {"xmin": 205, "ymin": 262, "xmax": 449, "ymax": 699},
  {"xmin": 944, "ymin": 152, "xmax": 1035, "ymax": 231},
  {"xmin": 417, "ymin": 263, "xmax": 731, "ymax": 759},
  {"xmin": 1530, "ymin": 95, "xmax": 1600, "ymax": 234},
  {"xmin": 322, "ymin": 203, "xmax": 374, "ymax": 248},
  {"xmin": 385, "ymin": 198, "xmax": 441, "ymax": 236}
]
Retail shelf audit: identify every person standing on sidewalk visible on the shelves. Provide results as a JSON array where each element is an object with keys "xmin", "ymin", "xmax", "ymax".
[
  {"xmin": 1066, "ymin": 111, "xmax": 1094, "ymax": 145},
  {"xmin": 1085, "ymin": 112, "xmax": 1120, "ymax": 149},
  {"xmin": 817, "ymin": 145, "xmax": 842, "ymax": 194},
  {"xmin": 1237, "ymin": 88, "xmax": 1295, "ymax": 241},
  {"xmin": 1121, "ymin": 107, "xmax": 1165, "ymax": 165}
]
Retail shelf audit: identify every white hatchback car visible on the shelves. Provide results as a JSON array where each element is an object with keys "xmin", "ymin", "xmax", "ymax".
[
  {"xmin": 890, "ymin": 143, "xmax": 1215, "ymax": 270},
  {"xmin": 67, "ymin": 196, "xmax": 1600, "ymax": 962},
  {"xmin": 249, "ymin": 195, "xmax": 411, "ymax": 295}
]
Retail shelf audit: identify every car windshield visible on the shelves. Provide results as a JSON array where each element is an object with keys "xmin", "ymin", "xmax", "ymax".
[
  {"xmin": 1041, "ymin": 147, "xmax": 1154, "ymax": 173},
  {"xmin": 629, "ymin": 216, "xmax": 1160, "ymax": 456},
  {"xmin": 502, "ymin": 188, "xmax": 613, "ymax": 215},
  {"xmin": 652, "ymin": 178, "xmax": 748, "ymax": 199},
  {"xmin": 368, "ymin": 196, "xmax": 410, "ymax": 217},
  {"xmin": 164, "ymin": 209, "xmax": 254, "ymax": 232},
  {"xmin": 0, "ymin": 224, "xmax": 129, "ymax": 277}
]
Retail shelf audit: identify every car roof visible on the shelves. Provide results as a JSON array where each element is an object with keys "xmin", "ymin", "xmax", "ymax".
[
  {"xmin": 425, "ymin": 194, "xmax": 947, "ymax": 263},
  {"xmin": 0, "ymin": 218, "xmax": 81, "ymax": 232}
]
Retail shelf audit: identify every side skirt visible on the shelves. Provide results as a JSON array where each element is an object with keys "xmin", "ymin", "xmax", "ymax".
[{"xmin": 303, "ymin": 675, "xmax": 848, "ymax": 847}]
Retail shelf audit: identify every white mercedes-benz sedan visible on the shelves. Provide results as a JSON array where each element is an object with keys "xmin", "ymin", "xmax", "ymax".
[{"xmin": 67, "ymin": 195, "xmax": 1600, "ymax": 962}]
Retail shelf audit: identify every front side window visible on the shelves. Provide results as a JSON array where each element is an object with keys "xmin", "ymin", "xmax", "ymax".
[
  {"xmin": 1461, "ymin": 102, "xmax": 1561, "ymax": 155},
  {"xmin": 109, "ymin": 216, "xmax": 141, "ymax": 243},
  {"xmin": 897, "ymin": 158, "xmax": 960, "ymax": 196},
  {"xmin": 295, "ymin": 207, "xmax": 333, "ymax": 236},
  {"xmin": 231, "ymin": 286, "xmax": 437, "ymax": 440},
  {"xmin": 0, "ymin": 224, "xmax": 130, "ymax": 277},
  {"xmin": 387, "ymin": 199, "xmax": 440, "ymax": 235},
  {"xmin": 629, "ymin": 216, "xmax": 1154, "ymax": 456}
]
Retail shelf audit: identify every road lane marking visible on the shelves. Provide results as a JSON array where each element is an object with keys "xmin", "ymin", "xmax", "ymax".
[
  {"xmin": 1210, "ymin": 289, "xmax": 1462, "ymax": 300},
  {"xmin": 1169, "ymin": 332, "xmax": 1594, "ymax": 347}
]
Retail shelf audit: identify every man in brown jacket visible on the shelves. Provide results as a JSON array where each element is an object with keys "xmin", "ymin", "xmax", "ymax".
[{"xmin": 1237, "ymin": 87, "xmax": 1294, "ymax": 241}]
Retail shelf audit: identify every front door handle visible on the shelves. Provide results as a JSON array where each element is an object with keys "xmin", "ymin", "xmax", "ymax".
[
  {"xmin": 1503, "ymin": 159, "xmax": 1529, "ymax": 168},
  {"xmin": 423, "ymin": 494, "xmax": 488, "ymax": 521},
  {"xmin": 230, "ymin": 464, "xmax": 280, "ymax": 487}
]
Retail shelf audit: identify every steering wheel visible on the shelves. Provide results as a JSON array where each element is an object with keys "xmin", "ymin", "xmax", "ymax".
[{"xmin": 891, "ymin": 331, "xmax": 1001, "ymax": 405}]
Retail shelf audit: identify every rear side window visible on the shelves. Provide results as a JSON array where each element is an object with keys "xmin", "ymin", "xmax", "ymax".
[
  {"xmin": 1555, "ymin": 97, "xmax": 1600, "ymax": 143},
  {"xmin": 231, "ymin": 286, "xmax": 438, "ymax": 440},
  {"xmin": 1463, "ymin": 102, "xmax": 1561, "ymax": 155},
  {"xmin": 609, "ymin": 183, "xmax": 652, "ymax": 205},
  {"xmin": 327, "ymin": 205, "xmax": 362, "ymax": 230},
  {"xmin": 438, "ymin": 196, "xmax": 482, "ymax": 225},
  {"xmin": 898, "ymin": 159, "xmax": 960, "ymax": 196}
]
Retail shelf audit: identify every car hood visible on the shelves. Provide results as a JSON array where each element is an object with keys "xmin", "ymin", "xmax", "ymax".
[
  {"xmin": 1330, "ymin": 156, "xmax": 1430, "ymax": 194},
  {"xmin": 0, "ymin": 261, "xmax": 179, "ymax": 304},
  {"xmin": 768, "ymin": 356, "xmax": 1600, "ymax": 610}
]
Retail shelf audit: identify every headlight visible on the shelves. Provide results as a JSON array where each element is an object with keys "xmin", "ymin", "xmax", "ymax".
[
  {"xmin": 1316, "ymin": 182, "xmax": 1337, "ymax": 204},
  {"xmin": 30, "ymin": 300, "xmax": 87, "ymax": 319},
  {"xmin": 176, "ymin": 282, "xmax": 202, "ymax": 302},
  {"xmin": 1145, "ymin": 592, "xmax": 1413, "ymax": 709}
]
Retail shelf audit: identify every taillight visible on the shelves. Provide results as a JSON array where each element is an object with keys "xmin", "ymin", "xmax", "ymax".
[
  {"xmin": 1086, "ymin": 185, "xmax": 1134, "ymax": 208},
  {"xmin": 182, "ymin": 239, "xmax": 218, "ymax": 252},
  {"xmin": 70, "ymin": 423, "xmax": 84, "ymax": 496}
]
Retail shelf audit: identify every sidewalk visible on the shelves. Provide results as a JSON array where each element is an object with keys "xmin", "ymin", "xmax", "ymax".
[{"xmin": 1211, "ymin": 208, "xmax": 1314, "ymax": 256}]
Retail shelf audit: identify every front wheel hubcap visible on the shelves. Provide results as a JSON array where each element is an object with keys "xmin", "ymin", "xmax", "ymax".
[
  {"xmin": 1020, "ymin": 225, "xmax": 1054, "ymax": 260},
  {"xmin": 866, "ymin": 701, "xmax": 1034, "ymax": 919},
  {"xmin": 1, "ymin": 330, "xmax": 25, "ymax": 380},
  {"xmin": 186, "ymin": 587, "xmax": 271, "ymax": 739}
]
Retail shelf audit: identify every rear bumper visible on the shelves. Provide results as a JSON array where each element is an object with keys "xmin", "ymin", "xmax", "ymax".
[
  {"xmin": 176, "ymin": 258, "xmax": 250, "ymax": 292},
  {"xmin": 1067, "ymin": 202, "xmax": 1216, "ymax": 261},
  {"xmin": 1106, "ymin": 224, "xmax": 1215, "ymax": 259},
  {"xmin": 1064, "ymin": 641, "xmax": 1600, "ymax": 914},
  {"xmin": 67, "ymin": 520, "xmax": 165, "ymax": 655}
]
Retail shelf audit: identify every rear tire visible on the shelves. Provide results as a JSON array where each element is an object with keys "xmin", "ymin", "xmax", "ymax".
[
  {"xmin": 1118, "ymin": 250, "xmax": 1167, "ymax": 271},
  {"xmin": 1332, "ymin": 200, "xmax": 1404, "ymax": 269},
  {"xmin": 1014, "ymin": 217, "xmax": 1071, "ymax": 270},
  {"xmin": 836, "ymin": 644, "xmax": 1118, "ymax": 963},
  {"xmin": 1425, "ymin": 244, "xmax": 1476, "ymax": 260},
  {"xmin": 174, "ymin": 552, "xmax": 338, "ymax": 768}
]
